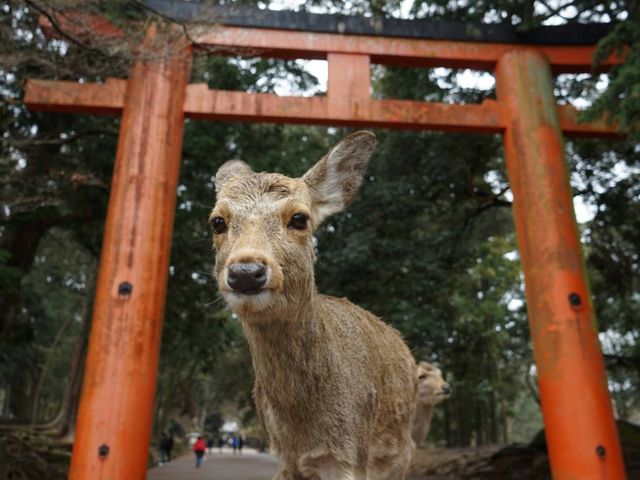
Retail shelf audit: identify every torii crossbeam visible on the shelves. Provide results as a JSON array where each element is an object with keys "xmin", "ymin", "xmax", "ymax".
[{"xmin": 24, "ymin": 3, "xmax": 627, "ymax": 479}]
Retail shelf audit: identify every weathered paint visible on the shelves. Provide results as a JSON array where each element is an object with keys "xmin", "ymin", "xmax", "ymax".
[
  {"xmin": 24, "ymin": 79, "xmax": 619, "ymax": 137},
  {"xmin": 24, "ymin": 78, "xmax": 126, "ymax": 115},
  {"xmin": 184, "ymin": 85, "xmax": 504, "ymax": 133},
  {"xmin": 192, "ymin": 25, "xmax": 622, "ymax": 73},
  {"xmin": 67, "ymin": 26, "xmax": 192, "ymax": 480},
  {"xmin": 495, "ymin": 49, "xmax": 626, "ymax": 480},
  {"xmin": 37, "ymin": 13, "xmax": 622, "ymax": 73},
  {"xmin": 328, "ymin": 53, "xmax": 371, "ymax": 118}
]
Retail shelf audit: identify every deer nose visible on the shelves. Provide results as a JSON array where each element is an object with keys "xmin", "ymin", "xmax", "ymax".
[
  {"xmin": 442, "ymin": 384, "xmax": 451, "ymax": 395},
  {"xmin": 227, "ymin": 262, "xmax": 267, "ymax": 293}
]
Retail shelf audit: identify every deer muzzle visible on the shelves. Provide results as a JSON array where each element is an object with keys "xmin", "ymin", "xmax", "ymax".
[{"xmin": 227, "ymin": 262, "xmax": 268, "ymax": 294}]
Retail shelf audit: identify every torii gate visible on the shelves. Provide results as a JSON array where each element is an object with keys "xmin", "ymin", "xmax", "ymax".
[{"xmin": 24, "ymin": 3, "xmax": 628, "ymax": 479}]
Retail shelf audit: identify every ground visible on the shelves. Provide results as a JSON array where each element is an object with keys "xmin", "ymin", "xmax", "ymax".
[
  {"xmin": 147, "ymin": 447, "xmax": 279, "ymax": 480},
  {"xmin": 408, "ymin": 446, "xmax": 503, "ymax": 479},
  {"xmin": 145, "ymin": 445, "xmax": 520, "ymax": 480},
  {"xmin": 146, "ymin": 437, "xmax": 640, "ymax": 480},
  {"xmin": 6, "ymin": 423, "xmax": 635, "ymax": 480}
]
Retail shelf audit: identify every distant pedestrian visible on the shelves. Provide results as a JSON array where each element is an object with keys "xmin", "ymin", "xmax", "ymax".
[
  {"xmin": 232, "ymin": 435, "xmax": 238, "ymax": 454},
  {"xmin": 238, "ymin": 435, "xmax": 244, "ymax": 454},
  {"xmin": 218, "ymin": 435, "xmax": 225, "ymax": 453},
  {"xmin": 166, "ymin": 434, "xmax": 173, "ymax": 461},
  {"xmin": 159, "ymin": 432, "xmax": 173, "ymax": 465},
  {"xmin": 193, "ymin": 436, "xmax": 206, "ymax": 468},
  {"xmin": 206, "ymin": 437, "xmax": 214, "ymax": 454}
]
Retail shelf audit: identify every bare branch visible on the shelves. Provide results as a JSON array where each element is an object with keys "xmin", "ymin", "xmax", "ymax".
[
  {"xmin": 23, "ymin": 0, "xmax": 111, "ymax": 58},
  {"xmin": 536, "ymin": 0, "xmax": 581, "ymax": 22},
  {"xmin": 5, "ymin": 129, "xmax": 117, "ymax": 148}
]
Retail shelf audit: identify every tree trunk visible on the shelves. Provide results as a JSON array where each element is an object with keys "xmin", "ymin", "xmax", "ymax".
[
  {"xmin": 1, "ymin": 385, "xmax": 10, "ymax": 419},
  {"xmin": 444, "ymin": 402, "xmax": 452, "ymax": 447},
  {"xmin": 473, "ymin": 402, "xmax": 480, "ymax": 446},
  {"xmin": 457, "ymin": 396, "xmax": 470, "ymax": 447},
  {"xmin": 12, "ymin": 368, "xmax": 38, "ymax": 423},
  {"xmin": 501, "ymin": 401, "xmax": 509, "ymax": 444},
  {"xmin": 1, "ymin": 198, "xmax": 101, "ymax": 338},
  {"xmin": 490, "ymin": 391, "xmax": 498, "ymax": 444},
  {"xmin": 0, "ymin": 268, "xmax": 96, "ymax": 437},
  {"xmin": 0, "ymin": 436, "xmax": 7, "ymax": 480},
  {"xmin": 31, "ymin": 309, "xmax": 77, "ymax": 424},
  {"xmin": 54, "ymin": 271, "xmax": 96, "ymax": 439},
  {"xmin": 0, "ymin": 221, "xmax": 50, "ymax": 337}
]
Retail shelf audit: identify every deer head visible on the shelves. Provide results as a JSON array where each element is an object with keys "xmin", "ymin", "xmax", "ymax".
[
  {"xmin": 416, "ymin": 361, "xmax": 451, "ymax": 407},
  {"xmin": 210, "ymin": 131, "xmax": 376, "ymax": 320}
]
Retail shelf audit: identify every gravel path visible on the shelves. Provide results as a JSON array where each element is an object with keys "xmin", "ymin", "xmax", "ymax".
[{"xmin": 147, "ymin": 447, "xmax": 280, "ymax": 480}]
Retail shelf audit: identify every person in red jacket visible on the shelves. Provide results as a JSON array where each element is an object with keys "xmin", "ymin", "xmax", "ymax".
[{"xmin": 192, "ymin": 436, "xmax": 206, "ymax": 468}]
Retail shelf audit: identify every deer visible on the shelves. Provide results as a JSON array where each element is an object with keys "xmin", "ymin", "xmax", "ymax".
[
  {"xmin": 209, "ymin": 131, "xmax": 417, "ymax": 480},
  {"xmin": 411, "ymin": 362, "xmax": 451, "ymax": 446}
]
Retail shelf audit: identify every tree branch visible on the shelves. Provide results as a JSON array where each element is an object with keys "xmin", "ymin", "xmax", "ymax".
[
  {"xmin": 23, "ymin": 0, "xmax": 111, "ymax": 58},
  {"xmin": 536, "ymin": 0, "xmax": 581, "ymax": 22},
  {"xmin": 6, "ymin": 129, "xmax": 117, "ymax": 148}
]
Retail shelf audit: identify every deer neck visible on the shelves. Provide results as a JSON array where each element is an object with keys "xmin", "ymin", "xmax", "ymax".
[
  {"xmin": 239, "ymin": 293, "xmax": 332, "ymax": 400},
  {"xmin": 413, "ymin": 402, "xmax": 435, "ymax": 445}
]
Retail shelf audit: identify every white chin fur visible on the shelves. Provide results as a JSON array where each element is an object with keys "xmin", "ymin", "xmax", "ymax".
[{"xmin": 223, "ymin": 290, "xmax": 275, "ymax": 314}]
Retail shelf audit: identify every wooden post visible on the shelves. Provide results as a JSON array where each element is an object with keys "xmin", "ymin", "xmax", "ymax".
[
  {"xmin": 68, "ymin": 26, "xmax": 192, "ymax": 480},
  {"xmin": 327, "ymin": 52, "xmax": 371, "ymax": 119},
  {"xmin": 495, "ymin": 49, "xmax": 626, "ymax": 480}
]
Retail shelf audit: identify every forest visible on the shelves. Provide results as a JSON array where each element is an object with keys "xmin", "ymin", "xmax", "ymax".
[{"xmin": 0, "ymin": 0, "xmax": 639, "ymax": 478}]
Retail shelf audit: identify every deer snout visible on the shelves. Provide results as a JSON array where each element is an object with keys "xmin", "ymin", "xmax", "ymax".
[
  {"xmin": 227, "ymin": 262, "xmax": 267, "ymax": 294},
  {"xmin": 442, "ymin": 384, "xmax": 451, "ymax": 396}
]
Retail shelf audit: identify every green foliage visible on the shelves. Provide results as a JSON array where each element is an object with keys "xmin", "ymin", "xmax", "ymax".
[
  {"xmin": 0, "ymin": 249, "xmax": 22, "ymax": 290},
  {"xmin": 0, "ymin": 228, "xmax": 94, "ymax": 422},
  {"xmin": 586, "ymin": 18, "xmax": 640, "ymax": 136}
]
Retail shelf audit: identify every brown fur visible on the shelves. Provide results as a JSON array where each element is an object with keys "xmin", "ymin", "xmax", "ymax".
[
  {"xmin": 210, "ymin": 132, "xmax": 416, "ymax": 480},
  {"xmin": 411, "ymin": 362, "xmax": 450, "ymax": 446}
]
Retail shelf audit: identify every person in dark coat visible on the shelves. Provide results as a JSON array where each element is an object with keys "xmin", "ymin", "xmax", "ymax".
[{"xmin": 159, "ymin": 432, "xmax": 173, "ymax": 464}]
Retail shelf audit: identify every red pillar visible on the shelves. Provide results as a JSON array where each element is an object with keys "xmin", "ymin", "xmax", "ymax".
[
  {"xmin": 68, "ymin": 26, "xmax": 192, "ymax": 480},
  {"xmin": 327, "ymin": 52, "xmax": 371, "ymax": 119},
  {"xmin": 495, "ymin": 49, "xmax": 626, "ymax": 479}
]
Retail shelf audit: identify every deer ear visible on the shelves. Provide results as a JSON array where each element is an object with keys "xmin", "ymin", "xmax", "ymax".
[
  {"xmin": 215, "ymin": 160, "xmax": 254, "ymax": 193},
  {"xmin": 301, "ymin": 131, "xmax": 376, "ymax": 224}
]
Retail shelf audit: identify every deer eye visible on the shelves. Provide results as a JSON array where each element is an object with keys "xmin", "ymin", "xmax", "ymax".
[
  {"xmin": 288, "ymin": 213, "xmax": 308, "ymax": 230},
  {"xmin": 418, "ymin": 374, "xmax": 427, "ymax": 380},
  {"xmin": 210, "ymin": 216, "xmax": 227, "ymax": 234}
]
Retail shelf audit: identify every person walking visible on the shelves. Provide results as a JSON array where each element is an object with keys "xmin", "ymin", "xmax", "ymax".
[
  {"xmin": 193, "ymin": 436, "xmax": 206, "ymax": 468},
  {"xmin": 166, "ymin": 433, "xmax": 173, "ymax": 462},
  {"xmin": 238, "ymin": 434, "xmax": 244, "ymax": 454},
  {"xmin": 159, "ymin": 432, "xmax": 172, "ymax": 465}
]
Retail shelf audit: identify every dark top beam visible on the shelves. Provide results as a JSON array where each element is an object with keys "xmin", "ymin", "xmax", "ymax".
[{"xmin": 144, "ymin": 0, "xmax": 614, "ymax": 45}]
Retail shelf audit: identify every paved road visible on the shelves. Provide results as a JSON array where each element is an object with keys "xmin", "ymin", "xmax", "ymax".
[
  {"xmin": 148, "ymin": 448, "xmax": 280, "ymax": 480},
  {"xmin": 147, "ymin": 447, "xmax": 427, "ymax": 480}
]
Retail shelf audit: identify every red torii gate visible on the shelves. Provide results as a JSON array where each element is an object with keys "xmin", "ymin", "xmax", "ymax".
[{"xmin": 24, "ymin": 5, "xmax": 627, "ymax": 480}]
